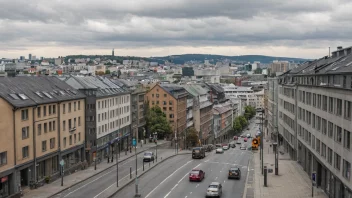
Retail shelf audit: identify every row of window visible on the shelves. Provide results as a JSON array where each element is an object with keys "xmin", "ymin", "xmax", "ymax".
[
  {"xmin": 42, "ymin": 138, "xmax": 55, "ymax": 152},
  {"xmin": 62, "ymin": 117, "xmax": 81, "ymax": 131},
  {"xmin": 63, "ymin": 101, "xmax": 81, "ymax": 114},
  {"xmin": 298, "ymin": 125, "xmax": 351, "ymax": 181},
  {"xmin": 280, "ymin": 100, "xmax": 295, "ymax": 114},
  {"xmin": 97, "ymin": 106, "xmax": 130, "ymax": 122},
  {"xmin": 97, "ymin": 95, "xmax": 130, "ymax": 110},
  {"xmin": 21, "ymin": 102, "xmax": 81, "ymax": 121},
  {"xmin": 280, "ymin": 87, "xmax": 295, "ymax": 99},
  {"xmin": 152, "ymin": 100, "xmax": 173, "ymax": 106},
  {"xmin": 279, "ymin": 112, "xmax": 295, "ymax": 131},
  {"xmin": 152, "ymin": 93, "xmax": 168, "ymax": 98},
  {"xmin": 98, "ymin": 116, "xmax": 130, "ymax": 134},
  {"xmin": 62, "ymin": 133, "xmax": 81, "ymax": 148},
  {"xmin": 37, "ymin": 121, "xmax": 56, "ymax": 135}
]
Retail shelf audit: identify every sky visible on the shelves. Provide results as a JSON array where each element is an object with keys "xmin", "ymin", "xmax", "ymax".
[{"xmin": 1, "ymin": 0, "xmax": 352, "ymax": 59}]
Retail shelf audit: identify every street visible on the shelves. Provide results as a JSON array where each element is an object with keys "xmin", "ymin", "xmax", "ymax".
[
  {"xmin": 113, "ymin": 143, "xmax": 253, "ymax": 198},
  {"xmin": 52, "ymin": 143, "xmax": 176, "ymax": 198}
]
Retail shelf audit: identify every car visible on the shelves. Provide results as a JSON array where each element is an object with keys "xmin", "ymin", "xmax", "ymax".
[
  {"xmin": 243, "ymin": 137, "xmax": 248, "ymax": 142},
  {"xmin": 222, "ymin": 145, "xmax": 229, "ymax": 150},
  {"xmin": 240, "ymin": 135, "xmax": 246, "ymax": 138},
  {"xmin": 229, "ymin": 143, "xmax": 236, "ymax": 148},
  {"xmin": 206, "ymin": 182, "xmax": 222, "ymax": 197},
  {"xmin": 216, "ymin": 148, "xmax": 224, "ymax": 153},
  {"xmin": 247, "ymin": 128, "xmax": 250, "ymax": 130},
  {"xmin": 192, "ymin": 147, "xmax": 206, "ymax": 159},
  {"xmin": 236, "ymin": 139, "xmax": 242, "ymax": 144},
  {"xmin": 215, "ymin": 144, "xmax": 222, "ymax": 148},
  {"xmin": 233, "ymin": 136, "xmax": 238, "ymax": 140},
  {"xmin": 143, "ymin": 152, "xmax": 155, "ymax": 162},
  {"xmin": 228, "ymin": 167, "xmax": 241, "ymax": 179},
  {"xmin": 247, "ymin": 134, "xmax": 251, "ymax": 138},
  {"xmin": 240, "ymin": 144, "xmax": 246, "ymax": 150},
  {"xmin": 189, "ymin": 169, "xmax": 205, "ymax": 181}
]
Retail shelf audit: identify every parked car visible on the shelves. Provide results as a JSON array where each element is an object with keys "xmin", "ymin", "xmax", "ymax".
[
  {"xmin": 240, "ymin": 144, "xmax": 246, "ymax": 150},
  {"xmin": 243, "ymin": 137, "xmax": 248, "ymax": 142},
  {"xmin": 192, "ymin": 147, "xmax": 206, "ymax": 159},
  {"xmin": 215, "ymin": 144, "xmax": 222, "ymax": 148},
  {"xmin": 206, "ymin": 182, "xmax": 222, "ymax": 198},
  {"xmin": 229, "ymin": 143, "xmax": 236, "ymax": 148},
  {"xmin": 228, "ymin": 167, "xmax": 241, "ymax": 179},
  {"xmin": 143, "ymin": 152, "xmax": 155, "ymax": 162},
  {"xmin": 247, "ymin": 134, "xmax": 251, "ymax": 138},
  {"xmin": 216, "ymin": 148, "xmax": 224, "ymax": 154},
  {"xmin": 233, "ymin": 136, "xmax": 238, "ymax": 140},
  {"xmin": 222, "ymin": 145, "xmax": 229, "ymax": 150},
  {"xmin": 189, "ymin": 169, "xmax": 205, "ymax": 181}
]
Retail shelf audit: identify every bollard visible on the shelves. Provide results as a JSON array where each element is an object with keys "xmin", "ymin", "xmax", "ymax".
[
  {"xmin": 130, "ymin": 167, "xmax": 132, "ymax": 179},
  {"xmin": 264, "ymin": 166, "xmax": 268, "ymax": 187}
]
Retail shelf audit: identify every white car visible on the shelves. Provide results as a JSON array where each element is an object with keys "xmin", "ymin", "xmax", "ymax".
[
  {"xmin": 222, "ymin": 145, "xmax": 229, "ymax": 150},
  {"xmin": 216, "ymin": 148, "xmax": 224, "ymax": 153},
  {"xmin": 240, "ymin": 144, "xmax": 246, "ymax": 150},
  {"xmin": 247, "ymin": 134, "xmax": 251, "ymax": 138}
]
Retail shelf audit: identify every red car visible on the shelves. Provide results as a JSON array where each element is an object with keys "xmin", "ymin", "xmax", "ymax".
[
  {"xmin": 244, "ymin": 137, "xmax": 248, "ymax": 142},
  {"xmin": 233, "ymin": 136, "xmax": 238, "ymax": 140},
  {"xmin": 189, "ymin": 169, "xmax": 205, "ymax": 181}
]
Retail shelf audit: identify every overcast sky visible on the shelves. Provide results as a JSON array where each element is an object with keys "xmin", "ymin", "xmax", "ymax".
[{"xmin": 1, "ymin": 0, "xmax": 351, "ymax": 59}]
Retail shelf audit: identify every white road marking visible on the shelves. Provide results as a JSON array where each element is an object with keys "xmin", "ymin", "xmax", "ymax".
[
  {"xmin": 224, "ymin": 180, "xmax": 226, "ymax": 183},
  {"xmin": 164, "ymin": 184, "xmax": 178, "ymax": 198},
  {"xmin": 145, "ymin": 160, "xmax": 193, "ymax": 198},
  {"xmin": 185, "ymin": 196, "xmax": 187, "ymax": 198},
  {"xmin": 196, "ymin": 184, "xmax": 199, "ymax": 188}
]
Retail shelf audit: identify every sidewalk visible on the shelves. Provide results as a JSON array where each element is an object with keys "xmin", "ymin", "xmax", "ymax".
[
  {"xmin": 245, "ymin": 138, "xmax": 328, "ymax": 198},
  {"xmin": 23, "ymin": 140, "xmax": 169, "ymax": 198}
]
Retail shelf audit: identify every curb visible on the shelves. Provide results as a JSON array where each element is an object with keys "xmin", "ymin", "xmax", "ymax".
[
  {"xmin": 242, "ymin": 155, "xmax": 253, "ymax": 198},
  {"xmin": 108, "ymin": 152, "xmax": 192, "ymax": 198},
  {"xmin": 48, "ymin": 142, "xmax": 169, "ymax": 198}
]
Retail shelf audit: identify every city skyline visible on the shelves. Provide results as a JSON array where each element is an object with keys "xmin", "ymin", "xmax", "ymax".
[{"xmin": 1, "ymin": 0, "xmax": 352, "ymax": 59}]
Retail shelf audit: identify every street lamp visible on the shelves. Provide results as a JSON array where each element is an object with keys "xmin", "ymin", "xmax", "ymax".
[
  {"xmin": 154, "ymin": 132, "xmax": 158, "ymax": 162},
  {"xmin": 260, "ymin": 109, "xmax": 265, "ymax": 175}
]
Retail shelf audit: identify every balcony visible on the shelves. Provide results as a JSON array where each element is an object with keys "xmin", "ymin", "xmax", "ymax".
[
  {"xmin": 69, "ymin": 127, "xmax": 76, "ymax": 133},
  {"xmin": 187, "ymin": 99, "xmax": 193, "ymax": 108},
  {"xmin": 187, "ymin": 111, "xmax": 193, "ymax": 119}
]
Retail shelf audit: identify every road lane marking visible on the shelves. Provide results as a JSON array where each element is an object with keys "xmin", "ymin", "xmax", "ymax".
[
  {"xmin": 196, "ymin": 184, "xmax": 199, "ymax": 188},
  {"xmin": 185, "ymin": 196, "xmax": 187, "ymax": 198},
  {"xmin": 145, "ymin": 160, "xmax": 193, "ymax": 198},
  {"xmin": 164, "ymin": 184, "xmax": 178, "ymax": 198},
  {"xmin": 224, "ymin": 180, "xmax": 226, "ymax": 183}
]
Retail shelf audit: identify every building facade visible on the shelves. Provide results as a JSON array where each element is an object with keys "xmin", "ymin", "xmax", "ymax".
[
  {"xmin": 0, "ymin": 76, "xmax": 85, "ymax": 197},
  {"xmin": 213, "ymin": 105, "xmax": 232, "ymax": 144},
  {"xmin": 65, "ymin": 76, "xmax": 131, "ymax": 165},
  {"xmin": 267, "ymin": 78, "xmax": 279, "ymax": 141},
  {"xmin": 278, "ymin": 47, "xmax": 352, "ymax": 197}
]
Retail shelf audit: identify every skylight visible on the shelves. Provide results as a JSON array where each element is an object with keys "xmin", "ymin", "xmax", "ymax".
[
  {"xmin": 18, "ymin": 94, "xmax": 28, "ymax": 100},
  {"xmin": 35, "ymin": 91, "xmax": 43, "ymax": 98},
  {"xmin": 42, "ymin": 91, "xmax": 53, "ymax": 99},
  {"xmin": 53, "ymin": 90, "xmax": 59, "ymax": 95},
  {"xmin": 59, "ymin": 90, "xmax": 66, "ymax": 95},
  {"xmin": 9, "ymin": 94, "xmax": 20, "ymax": 100}
]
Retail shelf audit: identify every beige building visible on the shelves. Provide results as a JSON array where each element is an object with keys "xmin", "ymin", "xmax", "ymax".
[
  {"xmin": 270, "ymin": 60, "xmax": 290, "ymax": 75},
  {"xmin": 0, "ymin": 76, "xmax": 85, "ymax": 197}
]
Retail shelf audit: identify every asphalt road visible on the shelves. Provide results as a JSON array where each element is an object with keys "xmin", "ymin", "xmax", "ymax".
[
  {"xmin": 114, "ymin": 143, "xmax": 253, "ymax": 198},
  {"xmin": 52, "ymin": 144, "xmax": 177, "ymax": 198}
]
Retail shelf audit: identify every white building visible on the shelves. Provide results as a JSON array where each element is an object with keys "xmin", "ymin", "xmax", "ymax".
[{"xmin": 222, "ymin": 84, "xmax": 263, "ymax": 109}]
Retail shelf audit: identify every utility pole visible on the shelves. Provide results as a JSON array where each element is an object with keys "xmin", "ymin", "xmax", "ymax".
[
  {"xmin": 261, "ymin": 110, "xmax": 264, "ymax": 175},
  {"xmin": 133, "ymin": 137, "xmax": 141, "ymax": 197},
  {"xmin": 116, "ymin": 143, "xmax": 119, "ymax": 187}
]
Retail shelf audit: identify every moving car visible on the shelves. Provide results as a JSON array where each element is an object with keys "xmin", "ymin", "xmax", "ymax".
[
  {"xmin": 216, "ymin": 148, "xmax": 224, "ymax": 154},
  {"xmin": 206, "ymin": 182, "xmax": 222, "ymax": 197},
  {"xmin": 143, "ymin": 152, "xmax": 155, "ymax": 162},
  {"xmin": 229, "ymin": 143, "xmax": 236, "ymax": 148},
  {"xmin": 247, "ymin": 134, "xmax": 251, "ymax": 138},
  {"xmin": 236, "ymin": 138, "xmax": 242, "ymax": 144},
  {"xmin": 189, "ymin": 169, "xmax": 205, "ymax": 181},
  {"xmin": 240, "ymin": 144, "xmax": 246, "ymax": 150},
  {"xmin": 233, "ymin": 136, "xmax": 238, "ymax": 140},
  {"xmin": 243, "ymin": 137, "xmax": 248, "ymax": 142},
  {"xmin": 222, "ymin": 145, "xmax": 229, "ymax": 150},
  {"xmin": 228, "ymin": 167, "xmax": 241, "ymax": 179},
  {"xmin": 192, "ymin": 147, "xmax": 206, "ymax": 159},
  {"xmin": 215, "ymin": 144, "xmax": 222, "ymax": 148}
]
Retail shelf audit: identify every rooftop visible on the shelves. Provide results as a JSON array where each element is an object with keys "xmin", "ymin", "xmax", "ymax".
[{"xmin": 159, "ymin": 84, "xmax": 188, "ymax": 99}]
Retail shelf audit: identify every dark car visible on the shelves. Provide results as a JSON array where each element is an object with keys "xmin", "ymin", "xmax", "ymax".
[
  {"xmin": 189, "ymin": 169, "xmax": 205, "ymax": 181},
  {"xmin": 192, "ymin": 147, "xmax": 205, "ymax": 159},
  {"xmin": 228, "ymin": 167, "xmax": 241, "ymax": 179},
  {"xmin": 229, "ymin": 143, "xmax": 236, "ymax": 148}
]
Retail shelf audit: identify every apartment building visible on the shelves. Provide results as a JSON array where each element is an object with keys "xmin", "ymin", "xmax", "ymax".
[
  {"xmin": 0, "ymin": 76, "xmax": 85, "ymax": 197},
  {"xmin": 213, "ymin": 104, "xmax": 232, "ymax": 144},
  {"xmin": 270, "ymin": 60, "xmax": 290, "ymax": 75},
  {"xmin": 266, "ymin": 78, "xmax": 279, "ymax": 141},
  {"xmin": 65, "ymin": 76, "xmax": 131, "ymax": 165},
  {"xmin": 183, "ymin": 85, "xmax": 213, "ymax": 144},
  {"xmin": 145, "ymin": 84, "xmax": 188, "ymax": 141},
  {"xmin": 278, "ymin": 47, "xmax": 352, "ymax": 197},
  {"xmin": 223, "ymin": 84, "xmax": 259, "ymax": 108}
]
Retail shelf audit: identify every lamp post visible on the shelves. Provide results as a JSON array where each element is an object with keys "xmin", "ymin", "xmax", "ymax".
[
  {"xmin": 116, "ymin": 143, "xmax": 119, "ymax": 187},
  {"xmin": 260, "ymin": 109, "xmax": 264, "ymax": 175},
  {"xmin": 154, "ymin": 132, "xmax": 158, "ymax": 162}
]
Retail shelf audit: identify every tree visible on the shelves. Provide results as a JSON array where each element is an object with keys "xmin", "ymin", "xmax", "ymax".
[
  {"xmin": 146, "ymin": 106, "xmax": 172, "ymax": 139},
  {"xmin": 244, "ymin": 106, "xmax": 256, "ymax": 119},
  {"xmin": 186, "ymin": 127, "xmax": 199, "ymax": 147},
  {"xmin": 233, "ymin": 119, "xmax": 242, "ymax": 134},
  {"xmin": 105, "ymin": 70, "xmax": 111, "ymax": 74},
  {"xmin": 239, "ymin": 116, "xmax": 248, "ymax": 129}
]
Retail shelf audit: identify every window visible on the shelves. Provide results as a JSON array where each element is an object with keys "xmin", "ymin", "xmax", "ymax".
[
  {"xmin": 44, "ymin": 123, "xmax": 47, "ymax": 133},
  {"xmin": 53, "ymin": 105, "xmax": 56, "ymax": 114},
  {"xmin": 22, "ymin": 126, "xmax": 29, "ymax": 139},
  {"xmin": 49, "ymin": 105, "xmax": 52, "ymax": 115},
  {"xmin": 69, "ymin": 135, "xmax": 72, "ymax": 145},
  {"xmin": 78, "ymin": 101, "xmax": 81, "ymax": 110},
  {"xmin": 63, "ymin": 104, "xmax": 66, "ymax": 114},
  {"xmin": 50, "ymin": 138, "xmax": 55, "ymax": 149},
  {"xmin": 313, "ymin": 93, "xmax": 316, "ymax": 107},
  {"xmin": 322, "ymin": 118, "xmax": 327, "ymax": 135},
  {"xmin": 344, "ymin": 130, "xmax": 351, "ymax": 149},
  {"xmin": 163, "ymin": 107, "xmax": 167, "ymax": 111},
  {"xmin": 74, "ymin": 102, "xmax": 76, "ymax": 111},
  {"xmin": 22, "ymin": 146, "xmax": 29, "ymax": 159},
  {"xmin": 317, "ymin": 94, "xmax": 321, "ymax": 109},
  {"xmin": 79, "ymin": 133, "xmax": 81, "ymax": 141},
  {"xmin": 37, "ymin": 124, "xmax": 42, "ymax": 135},
  {"xmin": 69, "ymin": 119, "xmax": 72, "ymax": 129},
  {"xmin": 74, "ymin": 134, "xmax": 76, "ymax": 143},
  {"xmin": 169, "ymin": 101, "xmax": 173, "ymax": 105},
  {"xmin": 321, "ymin": 143, "xmax": 326, "ymax": 158},
  {"xmin": 163, "ymin": 101, "xmax": 167, "ymax": 105},
  {"xmin": 164, "ymin": 94, "xmax": 167, "ymax": 97},
  {"xmin": 63, "ymin": 120, "xmax": 66, "ymax": 131},
  {"xmin": 316, "ymin": 138, "xmax": 320, "ymax": 154},
  {"xmin": 156, "ymin": 94, "xmax": 159, "ymax": 98},
  {"xmin": 68, "ymin": 103, "xmax": 71, "ymax": 112},
  {"xmin": 152, "ymin": 101, "xmax": 155, "ymax": 105},
  {"xmin": 335, "ymin": 126, "xmax": 342, "ymax": 143},
  {"xmin": 312, "ymin": 134, "xmax": 315, "ymax": 149},
  {"xmin": 312, "ymin": 114, "xmax": 315, "ymax": 128},
  {"xmin": 317, "ymin": 116, "xmax": 321, "ymax": 131},
  {"xmin": 98, "ymin": 101, "xmax": 100, "ymax": 109},
  {"xmin": 169, "ymin": 114, "xmax": 174, "ymax": 118},
  {"xmin": 74, "ymin": 118, "xmax": 76, "ymax": 128},
  {"xmin": 63, "ymin": 137, "xmax": 66, "ymax": 148},
  {"xmin": 345, "ymin": 100, "xmax": 351, "ymax": 119},
  {"xmin": 42, "ymin": 140, "xmax": 47, "ymax": 152},
  {"xmin": 78, "ymin": 117, "xmax": 81, "ymax": 126},
  {"xmin": 336, "ymin": 99, "xmax": 342, "ymax": 116},
  {"xmin": 49, "ymin": 121, "xmax": 52, "ymax": 132},
  {"xmin": 21, "ymin": 109, "xmax": 28, "ymax": 120},
  {"xmin": 156, "ymin": 101, "xmax": 159, "ymax": 105},
  {"xmin": 335, "ymin": 153, "xmax": 341, "ymax": 170},
  {"xmin": 329, "ymin": 97, "xmax": 334, "ymax": 113},
  {"xmin": 53, "ymin": 121, "xmax": 56, "ymax": 131},
  {"xmin": 0, "ymin": 152, "xmax": 7, "ymax": 166},
  {"xmin": 169, "ymin": 107, "xmax": 173, "ymax": 111},
  {"xmin": 328, "ymin": 147, "xmax": 333, "ymax": 164},
  {"xmin": 343, "ymin": 159, "xmax": 351, "ymax": 181},
  {"xmin": 43, "ymin": 106, "xmax": 47, "ymax": 116},
  {"xmin": 322, "ymin": 96, "xmax": 327, "ymax": 111},
  {"xmin": 37, "ymin": 107, "xmax": 41, "ymax": 117},
  {"xmin": 328, "ymin": 122, "xmax": 334, "ymax": 138}
]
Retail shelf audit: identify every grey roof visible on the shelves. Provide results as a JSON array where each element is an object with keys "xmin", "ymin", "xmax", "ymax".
[
  {"xmin": 183, "ymin": 85, "xmax": 208, "ymax": 97},
  {"xmin": 213, "ymin": 106, "xmax": 231, "ymax": 114},
  {"xmin": 0, "ymin": 76, "xmax": 86, "ymax": 108},
  {"xmin": 65, "ymin": 76, "xmax": 129, "ymax": 98},
  {"xmin": 159, "ymin": 84, "xmax": 188, "ymax": 99}
]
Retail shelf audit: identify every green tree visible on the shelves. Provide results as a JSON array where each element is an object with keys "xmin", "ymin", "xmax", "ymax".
[
  {"xmin": 239, "ymin": 116, "xmax": 248, "ymax": 129},
  {"xmin": 186, "ymin": 127, "xmax": 199, "ymax": 147},
  {"xmin": 105, "ymin": 70, "xmax": 111, "ymax": 74},
  {"xmin": 233, "ymin": 119, "xmax": 242, "ymax": 134},
  {"xmin": 244, "ymin": 106, "xmax": 256, "ymax": 119},
  {"xmin": 146, "ymin": 106, "xmax": 172, "ymax": 139}
]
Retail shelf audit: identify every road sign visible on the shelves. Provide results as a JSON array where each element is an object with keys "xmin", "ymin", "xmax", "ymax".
[
  {"xmin": 312, "ymin": 172, "xmax": 316, "ymax": 183},
  {"xmin": 132, "ymin": 138, "xmax": 136, "ymax": 147},
  {"xmin": 60, "ymin": 159, "xmax": 65, "ymax": 166}
]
